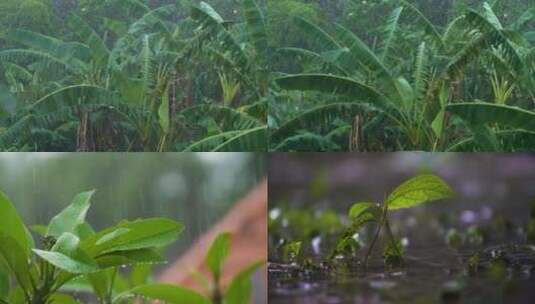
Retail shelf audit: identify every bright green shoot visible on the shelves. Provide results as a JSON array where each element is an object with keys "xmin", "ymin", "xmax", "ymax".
[
  {"xmin": 342, "ymin": 174, "xmax": 454, "ymax": 268},
  {"xmin": 116, "ymin": 232, "xmax": 265, "ymax": 304}
]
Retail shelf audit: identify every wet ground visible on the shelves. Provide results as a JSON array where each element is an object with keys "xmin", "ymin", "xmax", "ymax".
[{"xmin": 269, "ymin": 243, "xmax": 535, "ymax": 304}]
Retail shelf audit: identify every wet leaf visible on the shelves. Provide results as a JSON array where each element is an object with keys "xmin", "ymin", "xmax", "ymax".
[
  {"xmin": 282, "ymin": 241, "xmax": 302, "ymax": 262},
  {"xmin": 81, "ymin": 218, "xmax": 184, "ymax": 255},
  {"xmin": 114, "ymin": 284, "xmax": 211, "ymax": 304},
  {"xmin": 47, "ymin": 190, "xmax": 96, "ymax": 238},
  {"xmin": 0, "ymin": 191, "xmax": 31, "ymax": 258},
  {"xmin": 86, "ymin": 269, "xmax": 115, "ymax": 300},
  {"xmin": 333, "ymin": 235, "xmax": 360, "ymax": 256},
  {"xmin": 96, "ymin": 248, "xmax": 165, "ymax": 269},
  {"xmin": 384, "ymin": 239, "xmax": 404, "ymax": 267},
  {"xmin": 34, "ymin": 233, "xmax": 98, "ymax": 274},
  {"xmin": 33, "ymin": 249, "xmax": 99, "ymax": 274},
  {"xmin": 0, "ymin": 235, "xmax": 32, "ymax": 292},
  {"xmin": 349, "ymin": 202, "xmax": 378, "ymax": 219},
  {"xmin": 386, "ymin": 174, "xmax": 454, "ymax": 210},
  {"xmin": 206, "ymin": 233, "xmax": 231, "ymax": 281},
  {"xmin": 224, "ymin": 261, "xmax": 264, "ymax": 304}
]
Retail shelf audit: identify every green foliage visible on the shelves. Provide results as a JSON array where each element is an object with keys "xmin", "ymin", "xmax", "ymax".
[
  {"xmin": 337, "ymin": 174, "xmax": 455, "ymax": 268},
  {"xmin": 386, "ymin": 174, "xmax": 455, "ymax": 210},
  {"xmin": 0, "ymin": 0, "xmax": 267, "ymax": 152},
  {"xmin": 0, "ymin": 187, "xmax": 262, "ymax": 303},
  {"xmin": 282, "ymin": 241, "xmax": 302, "ymax": 262},
  {"xmin": 206, "ymin": 233, "xmax": 231, "ymax": 282},
  {"xmin": 269, "ymin": 1, "xmax": 535, "ymax": 152},
  {"xmin": 114, "ymin": 284, "xmax": 211, "ymax": 304}
]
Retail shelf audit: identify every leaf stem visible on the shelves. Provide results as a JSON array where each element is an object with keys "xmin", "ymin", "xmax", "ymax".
[
  {"xmin": 384, "ymin": 216, "xmax": 404, "ymax": 265},
  {"xmin": 364, "ymin": 203, "xmax": 388, "ymax": 267}
]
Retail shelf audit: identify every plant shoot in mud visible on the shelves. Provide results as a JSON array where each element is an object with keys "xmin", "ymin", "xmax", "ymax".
[{"xmin": 335, "ymin": 174, "xmax": 455, "ymax": 267}]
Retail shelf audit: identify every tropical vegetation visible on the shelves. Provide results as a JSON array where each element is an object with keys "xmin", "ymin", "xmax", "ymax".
[
  {"xmin": 0, "ymin": 0, "xmax": 268, "ymax": 151},
  {"xmin": 2, "ymin": 0, "xmax": 535, "ymax": 151},
  {"xmin": 269, "ymin": 0, "xmax": 535, "ymax": 151}
]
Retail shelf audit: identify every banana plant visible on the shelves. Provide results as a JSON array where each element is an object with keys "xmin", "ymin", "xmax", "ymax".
[
  {"xmin": 270, "ymin": 1, "xmax": 535, "ymax": 152},
  {"xmin": 0, "ymin": 0, "xmax": 268, "ymax": 152}
]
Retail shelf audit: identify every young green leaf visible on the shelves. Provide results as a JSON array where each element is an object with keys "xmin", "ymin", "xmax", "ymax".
[
  {"xmin": 224, "ymin": 261, "xmax": 264, "ymax": 304},
  {"xmin": 281, "ymin": 241, "xmax": 301, "ymax": 262},
  {"xmin": 34, "ymin": 232, "xmax": 99, "ymax": 274},
  {"xmin": 349, "ymin": 202, "xmax": 381, "ymax": 220},
  {"xmin": 47, "ymin": 190, "xmax": 96, "ymax": 238},
  {"xmin": 95, "ymin": 248, "xmax": 165, "ymax": 269},
  {"xmin": 81, "ymin": 218, "xmax": 184, "ymax": 255},
  {"xmin": 86, "ymin": 269, "xmax": 115, "ymax": 300},
  {"xmin": 0, "ymin": 191, "xmax": 31, "ymax": 258},
  {"xmin": 206, "ymin": 233, "xmax": 231, "ymax": 281},
  {"xmin": 114, "ymin": 284, "xmax": 212, "ymax": 304},
  {"xmin": 33, "ymin": 249, "xmax": 99, "ymax": 274},
  {"xmin": 0, "ymin": 235, "xmax": 32, "ymax": 292},
  {"xmin": 386, "ymin": 174, "xmax": 454, "ymax": 210}
]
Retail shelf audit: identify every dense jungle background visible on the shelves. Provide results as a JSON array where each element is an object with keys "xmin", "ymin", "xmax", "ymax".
[{"xmin": 1, "ymin": 0, "xmax": 535, "ymax": 151}]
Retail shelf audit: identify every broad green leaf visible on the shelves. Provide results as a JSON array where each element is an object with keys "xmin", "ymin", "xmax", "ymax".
[
  {"xmin": 33, "ymin": 249, "xmax": 99, "ymax": 274},
  {"xmin": 30, "ymin": 225, "xmax": 48, "ymax": 237},
  {"xmin": 432, "ymin": 85, "xmax": 449, "ymax": 139},
  {"xmin": 192, "ymin": 2, "xmax": 224, "ymax": 24},
  {"xmin": 114, "ymin": 284, "xmax": 212, "ymax": 304},
  {"xmin": 348, "ymin": 202, "xmax": 380, "ymax": 220},
  {"xmin": 206, "ymin": 233, "xmax": 231, "ymax": 281},
  {"xmin": 394, "ymin": 77, "xmax": 414, "ymax": 109},
  {"xmin": 386, "ymin": 174, "xmax": 454, "ymax": 210},
  {"xmin": 0, "ymin": 235, "xmax": 32, "ymax": 291},
  {"xmin": 129, "ymin": 264, "xmax": 154, "ymax": 287},
  {"xmin": 81, "ymin": 218, "xmax": 183, "ymax": 255},
  {"xmin": 276, "ymin": 74, "xmax": 388, "ymax": 107},
  {"xmin": 224, "ymin": 261, "xmax": 264, "ymax": 304},
  {"xmin": 96, "ymin": 248, "xmax": 165, "ymax": 269},
  {"xmin": 242, "ymin": 0, "xmax": 269, "ymax": 61},
  {"xmin": 36, "ymin": 233, "xmax": 98, "ymax": 274},
  {"xmin": 7, "ymin": 286, "xmax": 26, "ymax": 304},
  {"xmin": 87, "ymin": 269, "xmax": 114, "ymax": 299},
  {"xmin": 447, "ymin": 103, "xmax": 535, "ymax": 131},
  {"xmin": 47, "ymin": 190, "xmax": 96, "ymax": 238},
  {"xmin": 0, "ymin": 191, "xmax": 30, "ymax": 258},
  {"xmin": 212, "ymin": 126, "xmax": 267, "ymax": 152},
  {"xmin": 73, "ymin": 223, "xmax": 95, "ymax": 240}
]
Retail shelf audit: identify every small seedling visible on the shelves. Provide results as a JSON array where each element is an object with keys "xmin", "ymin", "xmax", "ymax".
[
  {"xmin": 282, "ymin": 241, "xmax": 302, "ymax": 262},
  {"xmin": 337, "ymin": 174, "xmax": 455, "ymax": 268}
]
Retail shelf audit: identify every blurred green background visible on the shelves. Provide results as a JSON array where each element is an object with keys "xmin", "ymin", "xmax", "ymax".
[{"xmin": 0, "ymin": 152, "xmax": 265, "ymax": 258}]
